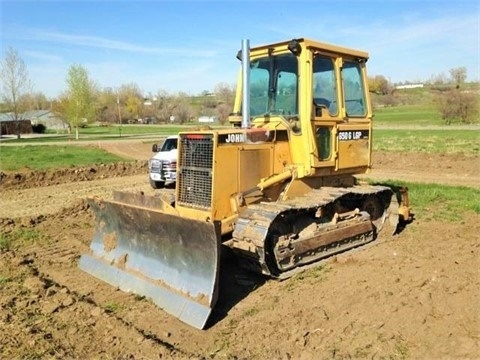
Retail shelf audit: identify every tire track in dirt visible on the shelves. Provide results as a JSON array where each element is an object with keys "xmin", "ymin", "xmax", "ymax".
[
  {"xmin": 1, "ymin": 174, "xmax": 154, "ymax": 218},
  {"xmin": 1, "ymin": 247, "xmax": 178, "ymax": 358},
  {"xmin": 0, "ymin": 204, "xmax": 210, "ymax": 359}
]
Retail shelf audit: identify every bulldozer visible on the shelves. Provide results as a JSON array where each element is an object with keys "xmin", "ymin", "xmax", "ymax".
[{"xmin": 79, "ymin": 38, "xmax": 411, "ymax": 329}]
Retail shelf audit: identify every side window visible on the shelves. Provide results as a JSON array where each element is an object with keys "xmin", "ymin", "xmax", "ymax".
[
  {"xmin": 315, "ymin": 126, "xmax": 332, "ymax": 160},
  {"xmin": 342, "ymin": 61, "xmax": 366, "ymax": 116},
  {"xmin": 313, "ymin": 56, "xmax": 338, "ymax": 115}
]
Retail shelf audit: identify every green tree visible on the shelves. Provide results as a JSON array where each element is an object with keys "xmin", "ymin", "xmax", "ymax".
[
  {"xmin": 368, "ymin": 75, "xmax": 391, "ymax": 95},
  {"xmin": 118, "ymin": 83, "xmax": 142, "ymax": 121},
  {"xmin": 64, "ymin": 64, "xmax": 96, "ymax": 139},
  {"xmin": 0, "ymin": 47, "xmax": 32, "ymax": 138}
]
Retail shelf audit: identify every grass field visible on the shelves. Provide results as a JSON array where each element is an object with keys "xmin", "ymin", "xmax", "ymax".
[
  {"xmin": 376, "ymin": 180, "xmax": 480, "ymax": 222},
  {"xmin": 374, "ymin": 105, "xmax": 440, "ymax": 126},
  {"xmin": 0, "ymin": 145, "xmax": 128, "ymax": 171},
  {"xmin": 410, "ymin": 182, "xmax": 480, "ymax": 220},
  {"xmin": 373, "ymin": 129, "xmax": 480, "ymax": 155}
]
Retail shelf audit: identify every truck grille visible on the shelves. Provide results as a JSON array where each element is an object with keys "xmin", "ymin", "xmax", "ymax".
[
  {"xmin": 151, "ymin": 161, "xmax": 176, "ymax": 173},
  {"xmin": 177, "ymin": 134, "xmax": 214, "ymax": 210}
]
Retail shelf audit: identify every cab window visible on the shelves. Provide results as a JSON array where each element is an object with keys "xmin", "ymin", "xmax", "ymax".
[
  {"xmin": 313, "ymin": 56, "xmax": 338, "ymax": 115},
  {"xmin": 315, "ymin": 126, "xmax": 332, "ymax": 160},
  {"xmin": 250, "ymin": 53, "xmax": 298, "ymax": 117},
  {"xmin": 342, "ymin": 61, "xmax": 367, "ymax": 116}
]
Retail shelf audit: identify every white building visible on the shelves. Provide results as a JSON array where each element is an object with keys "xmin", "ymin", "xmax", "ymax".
[
  {"xmin": 198, "ymin": 116, "xmax": 217, "ymax": 123},
  {"xmin": 395, "ymin": 84, "xmax": 424, "ymax": 89}
]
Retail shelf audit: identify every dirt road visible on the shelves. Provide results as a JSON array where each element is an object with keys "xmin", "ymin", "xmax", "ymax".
[{"xmin": 0, "ymin": 142, "xmax": 479, "ymax": 359}]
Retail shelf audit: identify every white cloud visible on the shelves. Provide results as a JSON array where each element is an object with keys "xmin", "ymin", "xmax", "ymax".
[
  {"xmin": 23, "ymin": 50, "xmax": 63, "ymax": 63},
  {"xmin": 15, "ymin": 28, "xmax": 219, "ymax": 58},
  {"xmin": 34, "ymin": 31, "xmax": 216, "ymax": 57}
]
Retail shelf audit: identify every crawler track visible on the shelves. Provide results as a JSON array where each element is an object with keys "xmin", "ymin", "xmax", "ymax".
[{"xmin": 231, "ymin": 185, "xmax": 396, "ymax": 278}]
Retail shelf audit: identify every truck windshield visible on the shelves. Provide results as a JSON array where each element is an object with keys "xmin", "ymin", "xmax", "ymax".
[
  {"xmin": 161, "ymin": 138, "xmax": 177, "ymax": 151},
  {"xmin": 249, "ymin": 53, "xmax": 298, "ymax": 117}
]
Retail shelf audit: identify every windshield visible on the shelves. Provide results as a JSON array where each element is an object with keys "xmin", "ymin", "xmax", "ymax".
[
  {"xmin": 161, "ymin": 138, "xmax": 178, "ymax": 152},
  {"xmin": 249, "ymin": 53, "xmax": 298, "ymax": 117}
]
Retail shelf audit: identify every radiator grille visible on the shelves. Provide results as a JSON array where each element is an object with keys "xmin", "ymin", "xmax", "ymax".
[{"xmin": 177, "ymin": 134, "xmax": 214, "ymax": 209}]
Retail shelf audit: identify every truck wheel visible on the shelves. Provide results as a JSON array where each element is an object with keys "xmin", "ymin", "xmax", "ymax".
[{"xmin": 150, "ymin": 179, "xmax": 165, "ymax": 189}]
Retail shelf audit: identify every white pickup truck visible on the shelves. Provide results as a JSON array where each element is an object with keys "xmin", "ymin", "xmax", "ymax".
[{"xmin": 148, "ymin": 135, "xmax": 178, "ymax": 189}]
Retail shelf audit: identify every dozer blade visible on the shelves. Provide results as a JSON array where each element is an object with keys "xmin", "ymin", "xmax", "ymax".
[{"xmin": 78, "ymin": 192, "xmax": 220, "ymax": 329}]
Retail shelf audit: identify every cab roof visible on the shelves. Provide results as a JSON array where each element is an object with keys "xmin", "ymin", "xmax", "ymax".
[{"xmin": 250, "ymin": 38, "xmax": 369, "ymax": 60}]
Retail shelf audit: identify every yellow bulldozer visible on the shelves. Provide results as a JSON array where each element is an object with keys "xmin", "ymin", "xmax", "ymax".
[{"xmin": 79, "ymin": 38, "xmax": 411, "ymax": 329}]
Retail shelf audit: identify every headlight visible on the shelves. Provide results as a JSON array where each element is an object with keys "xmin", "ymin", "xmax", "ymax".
[{"xmin": 149, "ymin": 159, "xmax": 161, "ymax": 169}]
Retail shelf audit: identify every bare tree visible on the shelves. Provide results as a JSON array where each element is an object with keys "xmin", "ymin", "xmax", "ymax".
[
  {"xmin": 428, "ymin": 72, "xmax": 448, "ymax": 85},
  {"xmin": 216, "ymin": 103, "xmax": 232, "ymax": 124},
  {"xmin": 155, "ymin": 90, "xmax": 175, "ymax": 123},
  {"xmin": 449, "ymin": 67, "xmax": 467, "ymax": 86},
  {"xmin": 434, "ymin": 90, "xmax": 478, "ymax": 125},
  {"xmin": 171, "ymin": 92, "xmax": 194, "ymax": 124},
  {"xmin": 0, "ymin": 47, "xmax": 32, "ymax": 138},
  {"xmin": 96, "ymin": 87, "xmax": 118, "ymax": 124},
  {"xmin": 64, "ymin": 64, "xmax": 96, "ymax": 139},
  {"xmin": 213, "ymin": 82, "xmax": 235, "ymax": 123},
  {"xmin": 19, "ymin": 91, "xmax": 49, "ymax": 110},
  {"xmin": 214, "ymin": 82, "xmax": 235, "ymax": 105}
]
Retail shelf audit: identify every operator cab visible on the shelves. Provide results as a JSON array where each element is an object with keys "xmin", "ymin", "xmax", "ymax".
[{"xmin": 230, "ymin": 38, "xmax": 372, "ymax": 175}]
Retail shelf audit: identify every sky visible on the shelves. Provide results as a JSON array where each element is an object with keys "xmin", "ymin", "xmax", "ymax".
[{"xmin": 1, "ymin": 0, "xmax": 479, "ymax": 98}]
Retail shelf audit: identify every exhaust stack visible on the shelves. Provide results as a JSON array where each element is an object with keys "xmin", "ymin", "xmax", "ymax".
[{"xmin": 241, "ymin": 39, "xmax": 250, "ymax": 129}]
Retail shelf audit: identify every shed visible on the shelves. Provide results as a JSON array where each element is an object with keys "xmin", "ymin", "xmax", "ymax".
[{"xmin": 0, "ymin": 112, "xmax": 32, "ymax": 136}]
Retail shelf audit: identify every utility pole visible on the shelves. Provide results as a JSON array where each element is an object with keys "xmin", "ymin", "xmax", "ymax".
[{"xmin": 117, "ymin": 95, "xmax": 122, "ymax": 137}]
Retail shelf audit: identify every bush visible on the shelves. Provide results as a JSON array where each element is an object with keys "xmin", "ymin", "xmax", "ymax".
[
  {"xmin": 434, "ymin": 90, "xmax": 479, "ymax": 125},
  {"xmin": 32, "ymin": 123, "xmax": 46, "ymax": 133}
]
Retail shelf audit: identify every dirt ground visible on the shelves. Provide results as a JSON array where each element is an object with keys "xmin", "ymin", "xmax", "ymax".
[{"xmin": 0, "ymin": 141, "xmax": 479, "ymax": 359}]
